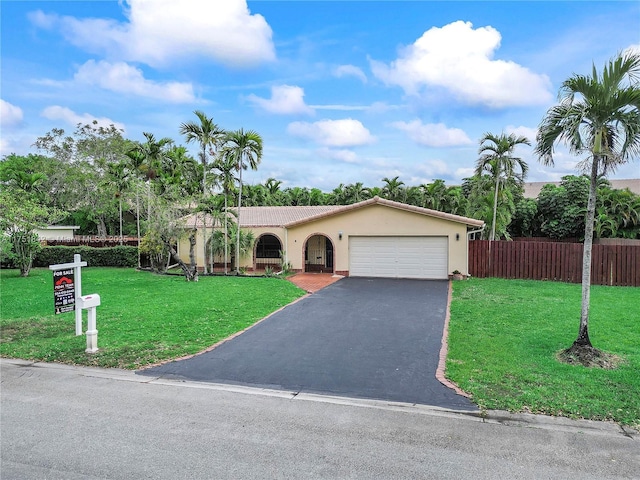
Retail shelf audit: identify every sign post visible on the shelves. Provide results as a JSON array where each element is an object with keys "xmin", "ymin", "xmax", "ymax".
[{"xmin": 50, "ymin": 254, "xmax": 87, "ymax": 335}]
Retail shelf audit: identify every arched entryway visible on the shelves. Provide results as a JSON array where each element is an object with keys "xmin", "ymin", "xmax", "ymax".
[
  {"xmin": 304, "ymin": 234, "xmax": 334, "ymax": 273},
  {"xmin": 255, "ymin": 234, "xmax": 283, "ymax": 270}
]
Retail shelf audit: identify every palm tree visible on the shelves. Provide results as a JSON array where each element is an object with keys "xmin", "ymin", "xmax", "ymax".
[
  {"xmin": 105, "ymin": 161, "xmax": 130, "ymax": 245},
  {"xmin": 212, "ymin": 154, "xmax": 237, "ymax": 274},
  {"xmin": 344, "ymin": 182, "xmax": 371, "ymax": 204},
  {"xmin": 180, "ymin": 112, "xmax": 226, "ymax": 274},
  {"xmin": 475, "ymin": 132, "xmax": 531, "ymax": 242},
  {"xmin": 264, "ymin": 177, "xmax": 283, "ymax": 205},
  {"xmin": 535, "ymin": 52, "xmax": 640, "ymax": 355},
  {"xmin": 179, "ymin": 110, "xmax": 226, "ymax": 194},
  {"xmin": 381, "ymin": 176, "xmax": 406, "ymax": 202},
  {"xmin": 223, "ymin": 129, "xmax": 263, "ymax": 274},
  {"xmin": 420, "ymin": 179, "xmax": 448, "ymax": 210}
]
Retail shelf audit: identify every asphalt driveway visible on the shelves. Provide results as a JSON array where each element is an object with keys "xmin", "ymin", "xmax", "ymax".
[{"xmin": 138, "ymin": 277, "xmax": 477, "ymax": 411}]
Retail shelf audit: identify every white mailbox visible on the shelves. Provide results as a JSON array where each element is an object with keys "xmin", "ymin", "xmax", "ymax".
[
  {"xmin": 79, "ymin": 294, "xmax": 101, "ymax": 309},
  {"xmin": 78, "ymin": 294, "xmax": 100, "ymax": 353}
]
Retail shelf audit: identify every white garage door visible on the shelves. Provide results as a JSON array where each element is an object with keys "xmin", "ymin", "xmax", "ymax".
[{"xmin": 349, "ymin": 236, "xmax": 448, "ymax": 279}]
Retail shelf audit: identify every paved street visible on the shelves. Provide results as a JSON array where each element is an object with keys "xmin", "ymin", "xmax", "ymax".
[{"xmin": 2, "ymin": 359, "xmax": 638, "ymax": 479}]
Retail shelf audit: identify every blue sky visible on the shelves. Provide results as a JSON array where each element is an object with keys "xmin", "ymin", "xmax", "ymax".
[{"xmin": 1, "ymin": 0, "xmax": 639, "ymax": 191}]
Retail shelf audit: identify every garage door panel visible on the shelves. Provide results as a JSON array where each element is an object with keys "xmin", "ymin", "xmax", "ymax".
[{"xmin": 349, "ymin": 236, "xmax": 448, "ymax": 279}]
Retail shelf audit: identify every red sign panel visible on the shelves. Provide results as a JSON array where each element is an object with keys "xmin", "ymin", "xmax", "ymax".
[{"xmin": 53, "ymin": 268, "xmax": 75, "ymax": 314}]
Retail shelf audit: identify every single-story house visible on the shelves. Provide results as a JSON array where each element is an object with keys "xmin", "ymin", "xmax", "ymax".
[
  {"xmin": 178, "ymin": 196, "xmax": 484, "ymax": 279},
  {"xmin": 35, "ymin": 225, "xmax": 80, "ymax": 240}
]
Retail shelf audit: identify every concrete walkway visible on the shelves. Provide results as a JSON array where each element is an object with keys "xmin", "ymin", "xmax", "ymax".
[{"xmin": 287, "ymin": 272, "xmax": 344, "ymax": 292}]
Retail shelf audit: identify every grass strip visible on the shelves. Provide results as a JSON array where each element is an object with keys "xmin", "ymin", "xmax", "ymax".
[{"xmin": 446, "ymin": 278, "xmax": 640, "ymax": 428}]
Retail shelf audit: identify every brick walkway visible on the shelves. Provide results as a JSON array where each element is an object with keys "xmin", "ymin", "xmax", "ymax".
[{"xmin": 287, "ymin": 273, "xmax": 344, "ymax": 293}]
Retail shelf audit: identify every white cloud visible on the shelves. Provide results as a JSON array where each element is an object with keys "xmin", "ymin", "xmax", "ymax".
[
  {"xmin": 29, "ymin": 0, "xmax": 275, "ymax": 68},
  {"xmin": 74, "ymin": 60, "xmax": 195, "ymax": 103},
  {"xmin": 41, "ymin": 106, "xmax": 125, "ymax": 131},
  {"xmin": 0, "ymin": 99, "xmax": 24, "ymax": 128},
  {"xmin": 311, "ymin": 104, "xmax": 369, "ymax": 111},
  {"xmin": 317, "ymin": 148, "xmax": 360, "ymax": 164},
  {"xmin": 334, "ymin": 64, "xmax": 367, "ymax": 83},
  {"xmin": 392, "ymin": 120, "xmax": 472, "ymax": 147},
  {"xmin": 310, "ymin": 102, "xmax": 401, "ymax": 113},
  {"xmin": 247, "ymin": 85, "xmax": 314, "ymax": 115},
  {"xmin": 506, "ymin": 125, "xmax": 538, "ymax": 144},
  {"xmin": 370, "ymin": 21, "xmax": 553, "ymax": 108},
  {"xmin": 455, "ymin": 167, "xmax": 475, "ymax": 179},
  {"xmin": 287, "ymin": 119, "xmax": 376, "ymax": 147},
  {"xmin": 416, "ymin": 160, "xmax": 451, "ymax": 177}
]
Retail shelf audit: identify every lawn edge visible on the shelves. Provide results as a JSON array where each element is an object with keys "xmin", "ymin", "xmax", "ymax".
[
  {"xmin": 136, "ymin": 292, "xmax": 311, "ymax": 370},
  {"xmin": 436, "ymin": 280, "xmax": 471, "ymax": 398}
]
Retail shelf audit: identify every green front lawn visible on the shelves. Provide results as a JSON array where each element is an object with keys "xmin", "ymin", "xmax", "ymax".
[
  {"xmin": 3, "ymin": 269, "xmax": 638, "ymax": 427},
  {"xmin": 447, "ymin": 278, "xmax": 640, "ymax": 428},
  {"xmin": 0, "ymin": 268, "xmax": 305, "ymax": 369}
]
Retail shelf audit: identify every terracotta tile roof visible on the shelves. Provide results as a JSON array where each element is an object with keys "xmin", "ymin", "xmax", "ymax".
[
  {"xmin": 182, "ymin": 197, "xmax": 484, "ymax": 229},
  {"xmin": 182, "ymin": 205, "xmax": 340, "ymax": 228},
  {"xmin": 237, "ymin": 205, "xmax": 340, "ymax": 227},
  {"xmin": 284, "ymin": 197, "xmax": 485, "ymax": 228}
]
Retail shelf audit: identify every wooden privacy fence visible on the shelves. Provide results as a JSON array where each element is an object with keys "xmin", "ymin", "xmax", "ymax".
[{"xmin": 469, "ymin": 240, "xmax": 640, "ymax": 287}]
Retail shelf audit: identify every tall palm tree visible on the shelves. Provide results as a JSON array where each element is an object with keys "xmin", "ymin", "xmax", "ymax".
[
  {"xmin": 180, "ymin": 112, "xmax": 225, "ymax": 274},
  {"xmin": 179, "ymin": 110, "xmax": 226, "ymax": 195},
  {"xmin": 105, "ymin": 161, "xmax": 130, "ymax": 245},
  {"xmin": 212, "ymin": 154, "xmax": 237, "ymax": 274},
  {"xmin": 223, "ymin": 129, "xmax": 263, "ymax": 274},
  {"xmin": 535, "ymin": 51, "xmax": 640, "ymax": 354},
  {"xmin": 475, "ymin": 132, "xmax": 531, "ymax": 242}
]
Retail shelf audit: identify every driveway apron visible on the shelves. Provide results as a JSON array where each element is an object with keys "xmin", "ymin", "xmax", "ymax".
[{"xmin": 138, "ymin": 278, "xmax": 477, "ymax": 411}]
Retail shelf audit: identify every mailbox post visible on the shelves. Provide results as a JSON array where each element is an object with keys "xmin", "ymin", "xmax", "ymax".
[{"xmin": 78, "ymin": 294, "xmax": 100, "ymax": 353}]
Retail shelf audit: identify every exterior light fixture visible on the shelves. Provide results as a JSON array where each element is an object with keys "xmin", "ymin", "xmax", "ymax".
[
  {"xmin": 338, "ymin": 231, "xmax": 343, "ymax": 240},
  {"xmin": 456, "ymin": 233, "xmax": 460, "ymax": 241}
]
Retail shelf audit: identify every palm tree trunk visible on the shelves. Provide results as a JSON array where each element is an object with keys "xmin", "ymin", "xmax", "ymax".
[
  {"xmin": 236, "ymin": 163, "xmax": 242, "ymax": 275},
  {"xmin": 136, "ymin": 187, "xmax": 141, "ymax": 269},
  {"xmin": 491, "ymin": 175, "xmax": 499, "ymax": 242},
  {"xmin": 224, "ymin": 193, "xmax": 228, "ymax": 275},
  {"xmin": 119, "ymin": 198, "xmax": 123, "ymax": 246},
  {"xmin": 202, "ymin": 212, "xmax": 208, "ymax": 275},
  {"xmin": 574, "ymin": 158, "xmax": 599, "ymax": 348}
]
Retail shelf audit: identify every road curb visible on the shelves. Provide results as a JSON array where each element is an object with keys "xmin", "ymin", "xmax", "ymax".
[{"xmin": 2, "ymin": 358, "xmax": 636, "ymax": 439}]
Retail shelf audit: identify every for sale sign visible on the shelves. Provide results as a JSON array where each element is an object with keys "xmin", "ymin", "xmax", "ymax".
[{"xmin": 53, "ymin": 268, "xmax": 75, "ymax": 314}]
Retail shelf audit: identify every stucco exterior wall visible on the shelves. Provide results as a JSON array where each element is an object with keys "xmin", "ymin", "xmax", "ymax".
[
  {"xmin": 285, "ymin": 204, "xmax": 470, "ymax": 276},
  {"xmin": 177, "ymin": 203, "xmax": 475, "ymax": 275},
  {"xmin": 36, "ymin": 226, "xmax": 79, "ymax": 240},
  {"xmin": 178, "ymin": 226, "xmax": 288, "ymax": 271}
]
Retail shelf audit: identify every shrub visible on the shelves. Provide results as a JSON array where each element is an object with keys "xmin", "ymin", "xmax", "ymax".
[{"xmin": 33, "ymin": 246, "xmax": 138, "ymax": 268}]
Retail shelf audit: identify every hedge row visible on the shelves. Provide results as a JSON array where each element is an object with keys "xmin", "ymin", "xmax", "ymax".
[{"xmin": 33, "ymin": 246, "xmax": 139, "ymax": 268}]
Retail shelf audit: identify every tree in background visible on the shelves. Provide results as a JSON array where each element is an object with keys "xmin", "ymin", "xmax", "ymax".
[
  {"xmin": 212, "ymin": 153, "xmax": 238, "ymax": 274},
  {"xmin": 223, "ymin": 129, "xmax": 263, "ymax": 274},
  {"xmin": 536, "ymin": 175, "xmax": 590, "ymax": 239},
  {"xmin": 475, "ymin": 132, "xmax": 531, "ymax": 242},
  {"xmin": 34, "ymin": 122, "xmax": 132, "ymax": 236},
  {"xmin": 0, "ymin": 189, "xmax": 60, "ymax": 277},
  {"xmin": 381, "ymin": 176, "xmax": 406, "ymax": 203},
  {"xmin": 179, "ymin": 110, "xmax": 225, "ymax": 195},
  {"xmin": 535, "ymin": 51, "xmax": 640, "ymax": 361}
]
